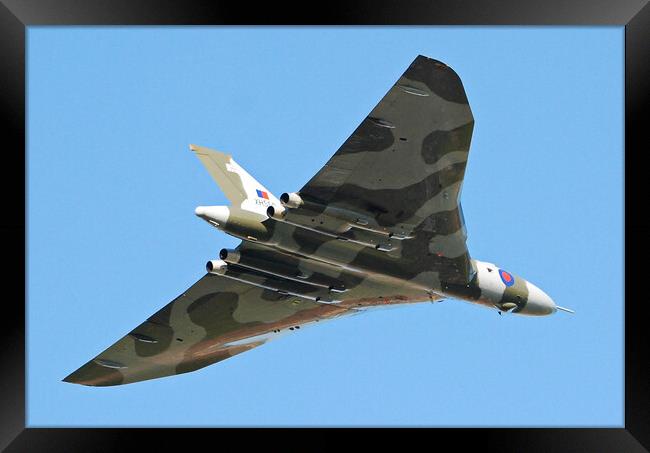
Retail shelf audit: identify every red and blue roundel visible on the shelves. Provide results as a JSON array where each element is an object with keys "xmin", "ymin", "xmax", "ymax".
[{"xmin": 499, "ymin": 269, "xmax": 515, "ymax": 287}]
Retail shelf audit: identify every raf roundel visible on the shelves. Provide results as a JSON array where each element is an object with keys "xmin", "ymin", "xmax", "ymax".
[{"xmin": 499, "ymin": 269, "xmax": 515, "ymax": 287}]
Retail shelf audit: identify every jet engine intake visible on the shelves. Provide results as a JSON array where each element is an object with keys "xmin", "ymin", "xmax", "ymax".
[
  {"xmin": 266, "ymin": 205, "xmax": 286, "ymax": 220},
  {"xmin": 280, "ymin": 192, "xmax": 304, "ymax": 209},
  {"xmin": 219, "ymin": 248, "xmax": 241, "ymax": 264},
  {"xmin": 206, "ymin": 259, "xmax": 228, "ymax": 275}
]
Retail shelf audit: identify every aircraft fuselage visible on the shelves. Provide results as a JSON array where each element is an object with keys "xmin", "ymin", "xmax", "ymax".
[{"xmin": 195, "ymin": 203, "xmax": 557, "ymax": 316}]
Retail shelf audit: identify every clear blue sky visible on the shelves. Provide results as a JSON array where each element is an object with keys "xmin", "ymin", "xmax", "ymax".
[{"xmin": 27, "ymin": 27, "xmax": 623, "ymax": 427}]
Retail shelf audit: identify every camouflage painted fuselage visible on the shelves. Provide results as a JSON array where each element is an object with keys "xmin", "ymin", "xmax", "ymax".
[{"xmin": 64, "ymin": 55, "xmax": 557, "ymax": 387}]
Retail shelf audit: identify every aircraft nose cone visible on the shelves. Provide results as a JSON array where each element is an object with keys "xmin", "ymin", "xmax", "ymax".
[{"xmin": 524, "ymin": 282, "xmax": 556, "ymax": 316}]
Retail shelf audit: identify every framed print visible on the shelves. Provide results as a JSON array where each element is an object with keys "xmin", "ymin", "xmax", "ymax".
[{"xmin": 1, "ymin": 0, "xmax": 647, "ymax": 450}]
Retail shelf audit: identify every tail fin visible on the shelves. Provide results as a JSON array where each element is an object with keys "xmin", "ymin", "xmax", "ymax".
[{"xmin": 190, "ymin": 144, "xmax": 279, "ymax": 215}]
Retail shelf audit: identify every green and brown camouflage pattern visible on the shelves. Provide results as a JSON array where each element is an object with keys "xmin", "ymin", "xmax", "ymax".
[{"xmin": 64, "ymin": 55, "xmax": 556, "ymax": 387}]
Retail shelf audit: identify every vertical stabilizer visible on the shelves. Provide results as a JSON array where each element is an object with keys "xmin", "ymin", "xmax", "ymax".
[{"xmin": 190, "ymin": 144, "xmax": 280, "ymax": 215}]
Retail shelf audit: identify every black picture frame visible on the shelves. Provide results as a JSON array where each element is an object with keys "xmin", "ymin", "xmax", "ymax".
[{"xmin": 1, "ymin": 1, "xmax": 646, "ymax": 450}]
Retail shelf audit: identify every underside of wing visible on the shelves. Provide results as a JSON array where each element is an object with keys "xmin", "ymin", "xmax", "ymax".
[
  {"xmin": 63, "ymin": 273, "xmax": 352, "ymax": 386},
  {"xmin": 292, "ymin": 55, "xmax": 475, "ymax": 284}
]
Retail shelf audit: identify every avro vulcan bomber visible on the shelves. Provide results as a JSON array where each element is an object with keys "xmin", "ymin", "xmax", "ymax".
[{"xmin": 64, "ymin": 55, "xmax": 571, "ymax": 387}]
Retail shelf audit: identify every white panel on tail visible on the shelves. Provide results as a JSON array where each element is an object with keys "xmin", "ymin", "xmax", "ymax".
[{"xmin": 189, "ymin": 144, "xmax": 280, "ymax": 215}]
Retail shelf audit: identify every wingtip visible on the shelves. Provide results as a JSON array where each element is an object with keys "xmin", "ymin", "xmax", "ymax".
[
  {"xmin": 415, "ymin": 54, "xmax": 446, "ymax": 66},
  {"xmin": 62, "ymin": 373, "xmax": 81, "ymax": 385},
  {"xmin": 62, "ymin": 368, "xmax": 88, "ymax": 385},
  {"xmin": 61, "ymin": 360, "xmax": 126, "ymax": 386}
]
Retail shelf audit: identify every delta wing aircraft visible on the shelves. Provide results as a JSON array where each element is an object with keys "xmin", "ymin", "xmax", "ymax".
[{"xmin": 64, "ymin": 55, "xmax": 571, "ymax": 387}]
